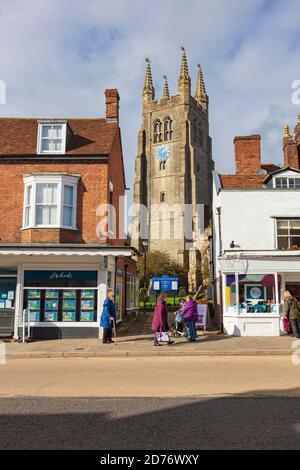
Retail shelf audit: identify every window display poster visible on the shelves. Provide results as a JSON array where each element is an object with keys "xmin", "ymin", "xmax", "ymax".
[
  {"xmin": 44, "ymin": 311, "xmax": 58, "ymax": 322},
  {"xmin": 45, "ymin": 300, "xmax": 59, "ymax": 310},
  {"xmin": 63, "ymin": 290, "xmax": 76, "ymax": 299},
  {"xmin": 63, "ymin": 311, "xmax": 76, "ymax": 322},
  {"xmin": 0, "ymin": 302, "xmax": 5, "ymax": 309},
  {"xmin": 81, "ymin": 290, "xmax": 94, "ymax": 299},
  {"xmin": 27, "ymin": 290, "xmax": 41, "ymax": 299},
  {"xmin": 80, "ymin": 311, "xmax": 94, "ymax": 322},
  {"xmin": 45, "ymin": 290, "xmax": 58, "ymax": 299},
  {"xmin": 8, "ymin": 291, "xmax": 14, "ymax": 300},
  {"xmin": 81, "ymin": 299, "xmax": 94, "ymax": 311},
  {"xmin": 30, "ymin": 311, "xmax": 40, "ymax": 322},
  {"xmin": 196, "ymin": 304, "xmax": 208, "ymax": 327},
  {"xmin": 245, "ymin": 285, "xmax": 266, "ymax": 301},
  {"xmin": 27, "ymin": 300, "xmax": 40, "ymax": 310},
  {"xmin": 5, "ymin": 300, "xmax": 12, "ymax": 309},
  {"xmin": 63, "ymin": 299, "xmax": 76, "ymax": 310}
]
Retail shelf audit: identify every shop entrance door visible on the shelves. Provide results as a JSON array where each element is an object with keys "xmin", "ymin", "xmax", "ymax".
[
  {"xmin": 0, "ymin": 276, "xmax": 17, "ymax": 337},
  {"xmin": 286, "ymin": 283, "xmax": 300, "ymax": 302}
]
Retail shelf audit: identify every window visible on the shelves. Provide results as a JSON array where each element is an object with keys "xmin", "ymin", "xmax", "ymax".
[
  {"xmin": 198, "ymin": 123, "xmax": 204, "ymax": 147},
  {"xmin": 277, "ymin": 219, "xmax": 300, "ymax": 250},
  {"xmin": 154, "ymin": 120, "xmax": 163, "ymax": 144},
  {"xmin": 37, "ymin": 122, "xmax": 67, "ymax": 154},
  {"xmin": 23, "ymin": 175, "xmax": 78, "ymax": 229},
  {"xmin": 159, "ymin": 161, "xmax": 166, "ymax": 170},
  {"xmin": 160, "ymin": 192, "xmax": 166, "ymax": 202},
  {"xmin": 164, "ymin": 117, "xmax": 173, "ymax": 141},
  {"xmin": 275, "ymin": 177, "xmax": 300, "ymax": 189}
]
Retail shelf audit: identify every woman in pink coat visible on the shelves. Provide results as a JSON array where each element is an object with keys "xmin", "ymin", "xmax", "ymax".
[{"xmin": 151, "ymin": 292, "xmax": 174, "ymax": 346}]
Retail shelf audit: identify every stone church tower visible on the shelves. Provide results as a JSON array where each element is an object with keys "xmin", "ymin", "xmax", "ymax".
[{"xmin": 132, "ymin": 48, "xmax": 214, "ymax": 291}]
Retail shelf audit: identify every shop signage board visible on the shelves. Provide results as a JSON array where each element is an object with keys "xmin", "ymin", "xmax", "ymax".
[
  {"xmin": 151, "ymin": 276, "xmax": 179, "ymax": 293},
  {"xmin": 196, "ymin": 304, "xmax": 208, "ymax": 329},
  {"xmin": 24, "ymin": 270, "xmax": 97, "ymax": 285}
]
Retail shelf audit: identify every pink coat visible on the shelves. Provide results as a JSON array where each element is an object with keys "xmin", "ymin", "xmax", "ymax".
[{"xmin": 151, "ymin": 300, "xmax": 168, "ymax": 332}]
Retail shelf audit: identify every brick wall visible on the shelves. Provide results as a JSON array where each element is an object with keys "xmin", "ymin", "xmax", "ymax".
[
  {"xmin": 234, "ymin": 135, "xmax": 261, "ymax": 174},
  {"xmin": 0, "ymin": 159, "xmax": 111, "ymax": 244},
  {"xmin": 283, "ymin": 139, "xmax": 299, "ymax": 168}
]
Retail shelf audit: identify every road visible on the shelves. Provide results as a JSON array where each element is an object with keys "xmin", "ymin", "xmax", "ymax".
[{"xmin": 0, "ymin": 356, "xmax": 300, "ymax": 449}]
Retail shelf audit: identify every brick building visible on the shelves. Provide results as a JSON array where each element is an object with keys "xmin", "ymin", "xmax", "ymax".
[
  {"xmin": 212, "ymin": 119, "xmax": 300, "ymax": 336},
  {"xmin": 0, "ymin": 89, "xmax": 138, "ymax": 340}
]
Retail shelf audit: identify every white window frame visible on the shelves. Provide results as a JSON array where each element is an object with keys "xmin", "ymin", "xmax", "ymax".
[
  {"xmin": 37, "ymin": 122, "xmax": 67, "ymax": 155},
  {"xmin": 22, "ymin": 174, "xmax": 78, "ymax": 230},
  {"xmin": 276, "ymin": 218, "xmax": 300, "ymax": 250},
  {"xmin": 273, "ymin": 176, "xmax": 300, "ymax": 189}
]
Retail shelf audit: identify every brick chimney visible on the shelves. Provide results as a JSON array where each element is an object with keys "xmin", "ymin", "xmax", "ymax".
[
  {"xmin": 283, "ymin": 126, "xmax": 299, "ymax": 168},
  {"xmin": 105, "ymin": 89, "xmax": 120, "ymax": 122},
  {"xmin": 234, "ymin": 135, "xmax": 261, "ymax": 174}
]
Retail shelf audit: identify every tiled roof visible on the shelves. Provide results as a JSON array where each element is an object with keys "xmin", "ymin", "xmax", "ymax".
[
  {"xmin": 0, "ymin": 118, "xmax": 118, "ymax": 155},
  {"xmin": 261, "ymin": 163, "xmax": 280, "ymax": 173},
  {"xmin": 220, "ymin": 174, "xmax": 265, "ymax": 189}
]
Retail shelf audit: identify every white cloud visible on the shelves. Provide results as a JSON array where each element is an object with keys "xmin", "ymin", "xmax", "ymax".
[{"xmin": 0, "ymin": 0, "xmax": 300, "ymax": 185}]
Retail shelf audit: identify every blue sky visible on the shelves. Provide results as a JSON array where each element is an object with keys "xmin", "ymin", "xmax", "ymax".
[{"xmin": 1, "ymin": 0, "xmax": 300, "ymax": 193}]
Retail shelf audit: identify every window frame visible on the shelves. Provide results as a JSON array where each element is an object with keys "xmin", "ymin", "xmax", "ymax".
[
  {"xmin": 276, "ymin": 218, "xmax": 300, "ymax": 250},
  {"xmin": 37, "ymin": 122, "xmax": 67, "ymax": 155},
  {"xmin": 164, "ymin": 116, "xmax": 173, "ymax": 142},
  {"xmin": 273, "ymin": 176, "xmax": 300, "ymax": 189},
  {"xmin": 22, "ymin": 174, "xmax": 78, "ymax": 230}
]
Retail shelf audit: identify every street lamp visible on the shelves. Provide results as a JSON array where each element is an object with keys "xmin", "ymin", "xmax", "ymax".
[{"xmin": 142, "ymin": 240, "xmax": 148, "ymax": 315}]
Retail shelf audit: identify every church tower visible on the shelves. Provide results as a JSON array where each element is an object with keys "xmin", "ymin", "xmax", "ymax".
[{"xmin": 133, "ymin": 49, "xmax": 214, "ymax": 291}]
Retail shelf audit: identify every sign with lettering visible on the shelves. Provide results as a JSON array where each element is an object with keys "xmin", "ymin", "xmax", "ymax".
[
  {"xmin": 24, "ymin": 271, "xmax": 97, "ymax": 287},
  {"xmin": 151, "ymin": 276, "xmax": 179, "ymax": 293}
]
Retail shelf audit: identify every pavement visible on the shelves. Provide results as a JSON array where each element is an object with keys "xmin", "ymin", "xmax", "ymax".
[{"xmin": 2, "ymin": 314, "xmax": 298, "ymax": 358}]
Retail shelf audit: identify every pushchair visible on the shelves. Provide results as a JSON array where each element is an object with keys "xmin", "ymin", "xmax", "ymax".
[{"xmin": 171, "ymin": 309, "xmax": 185, "ymax": 337}]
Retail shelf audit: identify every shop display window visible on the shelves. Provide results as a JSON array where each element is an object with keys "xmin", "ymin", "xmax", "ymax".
[
  {"xmin": 225, "ymin": 274, "xmax": 280, "ymax": 314},
  {"xmin": 0, "ymin": 277, "xmax": 16, "ymax": 310}
]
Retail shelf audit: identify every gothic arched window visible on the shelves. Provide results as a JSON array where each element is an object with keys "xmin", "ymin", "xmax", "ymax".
[
  {"xmin": 164, "ymin": 117, "xmax": 173, "ymax": 141},
  {"xmin": 159, "ymin": 161, "xmax": 166, "ymax": 170},
  {"xmin": 154, "ymin": 119, "xmax": 163, "ymax": 144}
]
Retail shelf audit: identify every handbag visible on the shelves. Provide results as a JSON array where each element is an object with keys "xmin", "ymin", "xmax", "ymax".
[
  {"xmin": 156, "ymin": 331, "xmax": 170, "ymax": 343},
  {"xmin": 282, "ymin": 316, "xmax": 292, "ymax": 334}
]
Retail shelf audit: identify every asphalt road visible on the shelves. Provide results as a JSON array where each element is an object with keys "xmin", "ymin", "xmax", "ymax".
[{"xmin": 0, "ymin": 396, "xmax": 300, "ymax": 450}]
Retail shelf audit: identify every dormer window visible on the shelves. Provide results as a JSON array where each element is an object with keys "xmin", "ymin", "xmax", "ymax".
[
  {"xmin": 37, "ymin": 121, "xmax": 67, "ymax": 154},
  {"xmin": 274, "ymin": 177, "xmax": 300, "ymax": 189}
]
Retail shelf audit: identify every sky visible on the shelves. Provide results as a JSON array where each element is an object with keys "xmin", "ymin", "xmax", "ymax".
[{"xmin": 1, "ymin": 0, "xmax": 300, "ymax": 194}]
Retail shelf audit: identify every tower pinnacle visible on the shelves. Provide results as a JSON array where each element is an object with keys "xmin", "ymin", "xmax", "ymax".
[
  {"xmin": 194, "ymin": 64, "xmax": 208, "ymax": 112},
  {"xmin": 178, "ymin": 47, "xmax": 191, "ymax": 98},
  {"xmin": 162, "ymin": 75, "xmax": 170, "ymax": 99},
  {"xmin": 143, "ymin": 58, "xmax": 154, "ymax": 102}
]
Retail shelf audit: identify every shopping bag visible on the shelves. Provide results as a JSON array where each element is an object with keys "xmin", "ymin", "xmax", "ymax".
[
  {"xmin": 156, "ymin": 331, "xmax": 170, "ymax": 343},
  {"xmin": 282, "ymin": 316, "xmax": 291, "ymax": 334}
]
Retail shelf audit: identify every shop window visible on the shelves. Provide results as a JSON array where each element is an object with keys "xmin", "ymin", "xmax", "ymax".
[
  {"xmin": 0, "ymin": 277, "xmax": 16, "ymax": 311},
  {"xmin": 277, "ymin": 219, "xmax": 300, "ymax": 250},
  {"xmin": 23, "ymin": 270, "xmax": 98, "ymax": 323},
  {"xmin": 225, "ymin": 274, "xmax": 280, "ymax": 314},
  {"xmin": 23, "ymin": 174, "xmax": 78, "ymax": 230}
]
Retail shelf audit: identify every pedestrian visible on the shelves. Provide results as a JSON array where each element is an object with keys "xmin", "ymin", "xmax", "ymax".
[
  {"xmin": 174, "ymin": 299, "xmax": 185, "ymax": 337},
  {"xmin": 283, "ymin": 291, "xmax": 300, "ymax": 338},
  {"xmin": 183, "ymin": 295, "xmax": 198, "ymax": 342},
  {"xmin": 151, "ymin": 292, "xmax": 174, "ymax": 346},
  {"xmin": 100, "ymin": 289, "xmax": 116, "ymax": 344}
]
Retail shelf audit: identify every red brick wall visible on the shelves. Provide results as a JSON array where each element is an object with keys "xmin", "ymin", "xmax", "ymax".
[
  {"xmin": 234, "ymin": 135, "xmax": 261, "ymax": 174},
  {"xmin": 283, "ymin": 140, "xmax": 299, "ymax": 168},
  {"xmin": 0, "ymin": 159, "xmax": 110, "ymax": 244}
]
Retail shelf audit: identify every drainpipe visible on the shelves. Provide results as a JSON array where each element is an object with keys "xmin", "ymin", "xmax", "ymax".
[{"xmin": 216, "ymin": 206, "xmax": 224, "ymax": 333}]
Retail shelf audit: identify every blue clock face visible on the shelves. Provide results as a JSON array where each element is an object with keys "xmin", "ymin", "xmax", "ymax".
[{"xmin": 156, "ymin": 144, "xmax": 170, "ymax": 162}]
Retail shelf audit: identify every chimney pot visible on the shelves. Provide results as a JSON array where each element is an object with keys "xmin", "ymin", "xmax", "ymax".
[{"xmin": 105, "ymin": 89, "xmax": 120, "ymax": 122}]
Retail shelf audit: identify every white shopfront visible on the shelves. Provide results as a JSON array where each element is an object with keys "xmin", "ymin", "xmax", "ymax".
[
  {"xmin": 219, "ymin": 252, "xmax": 300, "ymax": 336},
  {"xmin": 0, "ymin": 246, "xmax": 136, "ymax": 340}
]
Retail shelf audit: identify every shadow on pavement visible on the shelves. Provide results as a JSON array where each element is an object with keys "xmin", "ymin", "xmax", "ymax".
[{"xmin": 0, "ymin": 391, "xmax": 300, "ymax": 450}]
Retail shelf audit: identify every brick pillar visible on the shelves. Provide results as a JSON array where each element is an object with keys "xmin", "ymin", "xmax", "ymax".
[
  {"xmin": 234, "ymin": 135, "xmax": 261, "ymax": 174},
  {"xmin": 105, "ymin": 89, "xmax": 120, "ymax": 122}
]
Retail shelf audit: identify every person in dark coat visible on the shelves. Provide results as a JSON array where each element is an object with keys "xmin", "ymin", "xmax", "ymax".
[
  {"xmin": 183, "ymin": 295, "xmax": 198, "ymax": 342},
  {"xmin": 100, "ymin": 289, "xmax": 116, "ymax": 344},
  {"xmin": 283, "ymin": 291, "xmax": 300, "ymax": 338},
  {"xmin": 151, "ymin": 292, "xmax": 174, "ymax": 346}
]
